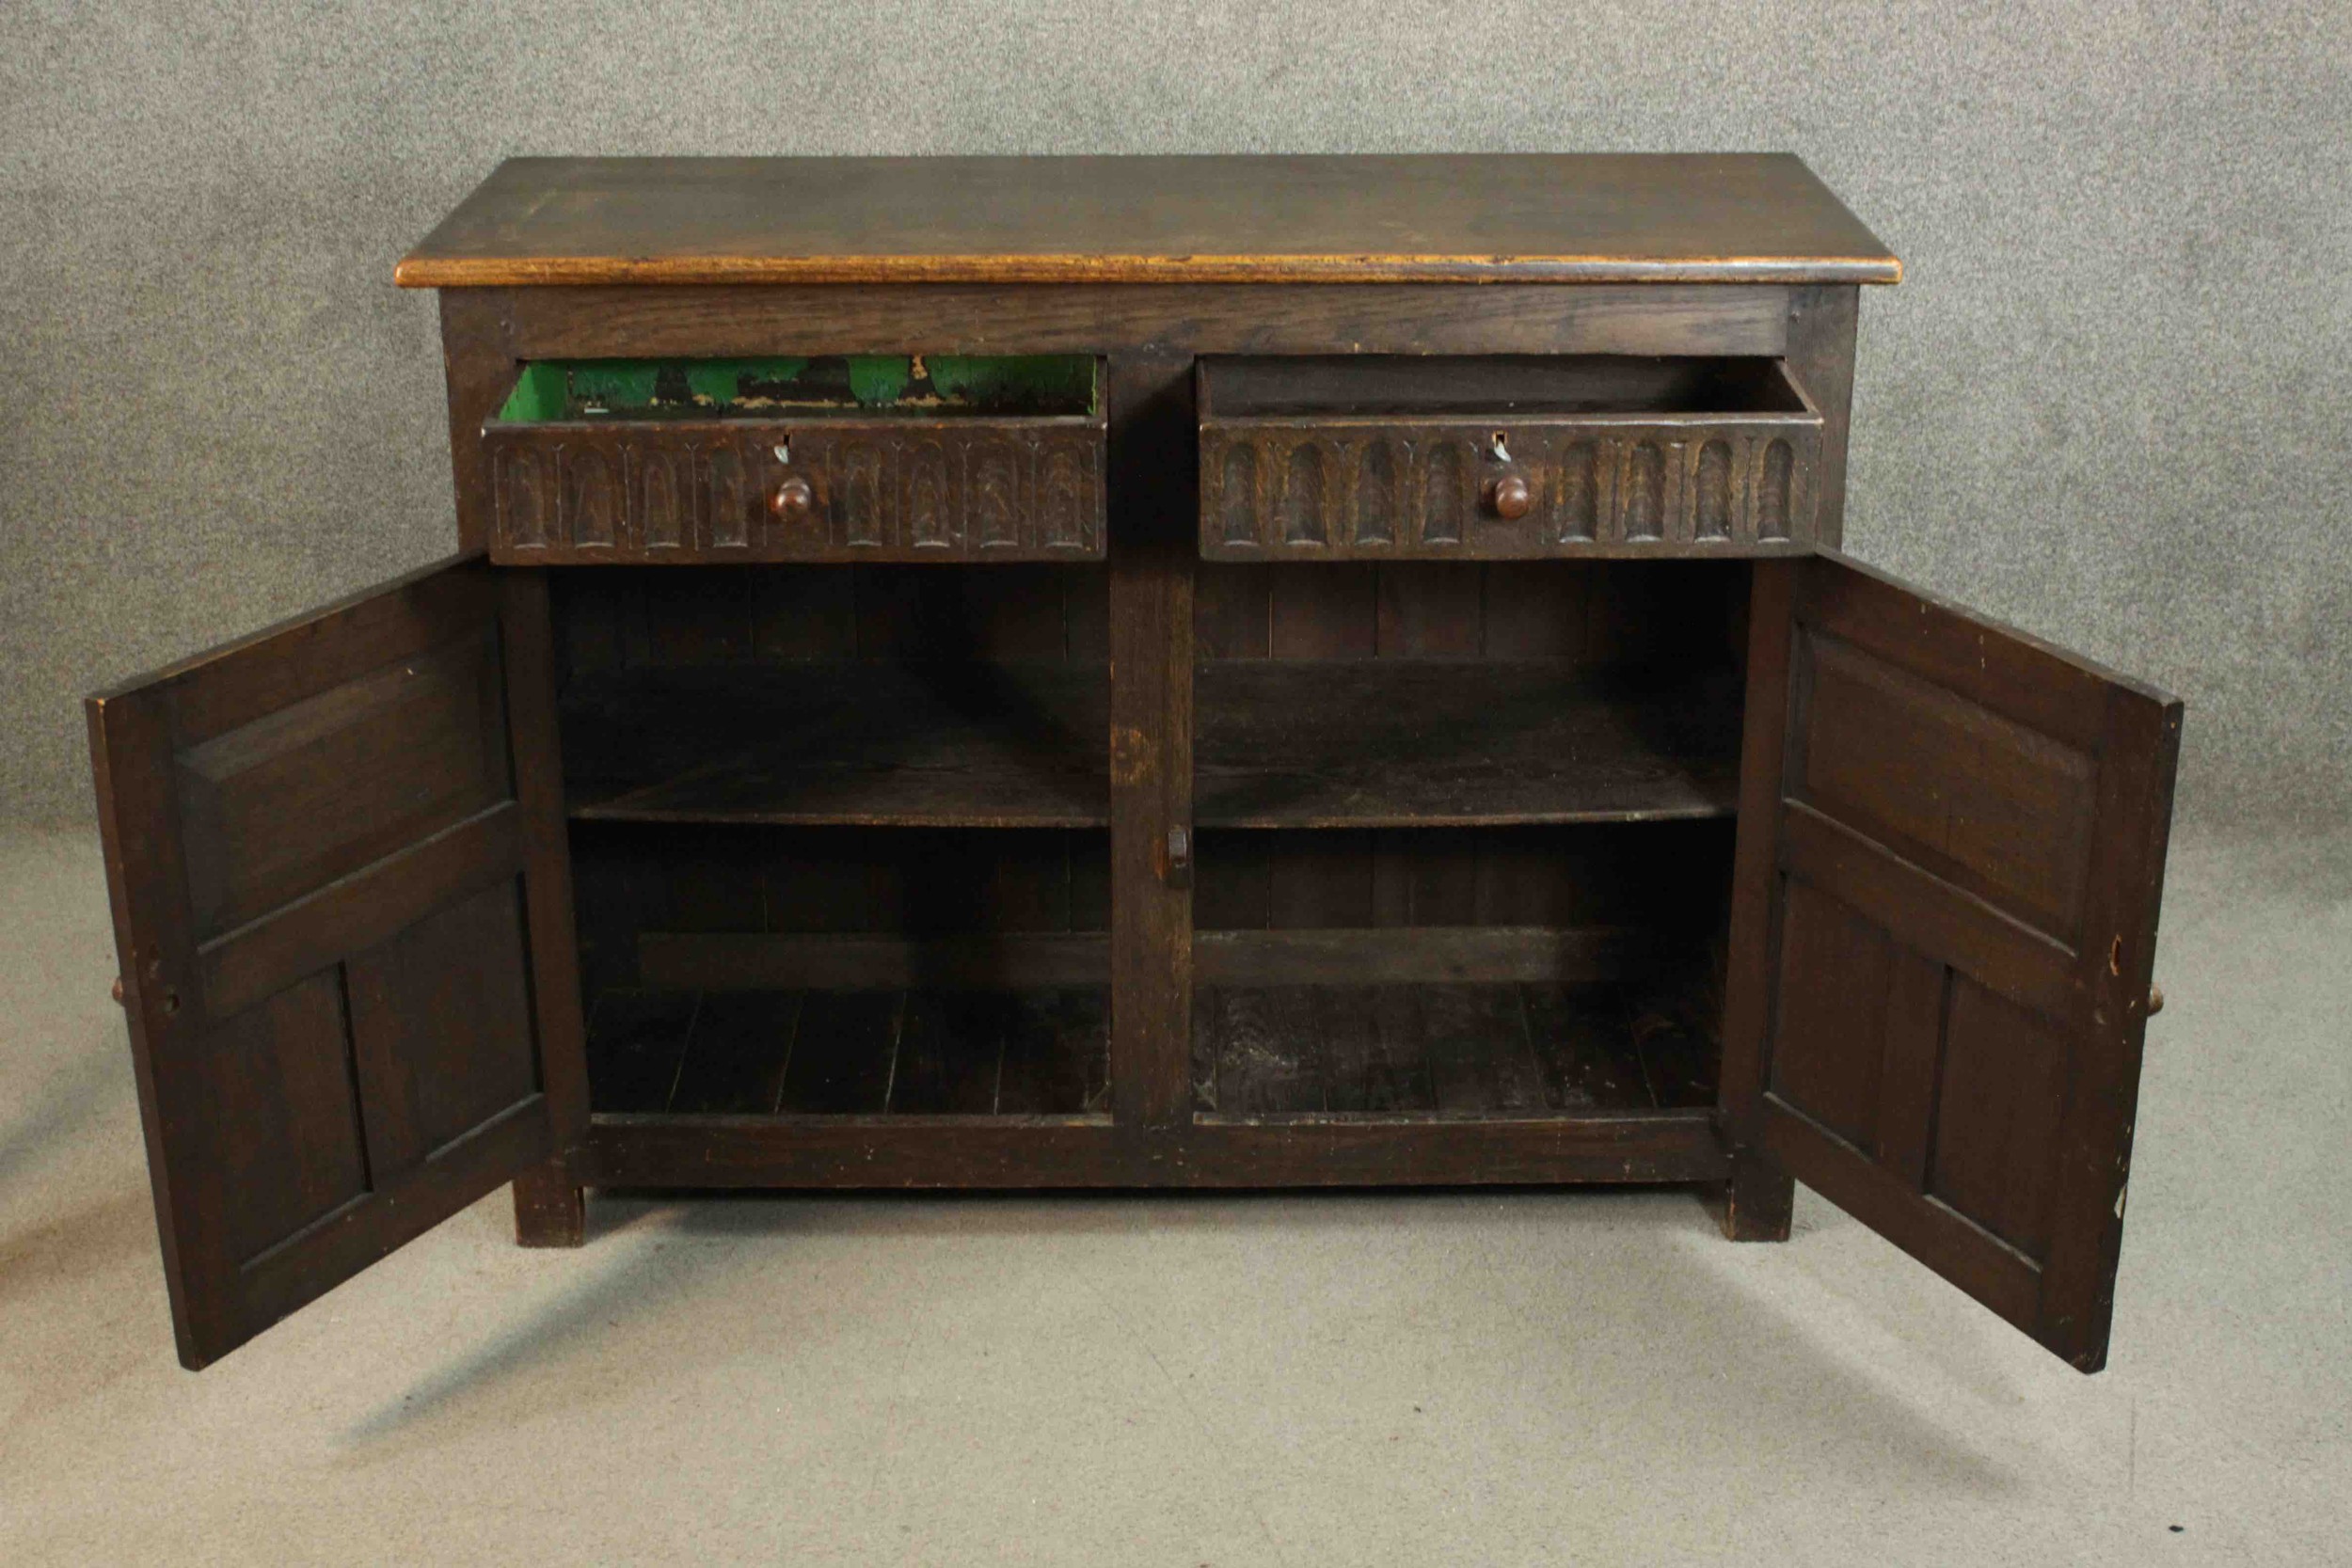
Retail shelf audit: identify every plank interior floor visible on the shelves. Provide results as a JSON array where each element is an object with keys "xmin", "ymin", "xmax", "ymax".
[
  {"xmin": 588, "ymin": 977, "xmax": 1711, "ymax": 1121},
  {"xmin": 1191, "ymin": 980, "xmax": 1718, "ymax": 1117},
  {"xmin": 585, "ymin": 986, "xmax": 1111, "ymax": 1117}
]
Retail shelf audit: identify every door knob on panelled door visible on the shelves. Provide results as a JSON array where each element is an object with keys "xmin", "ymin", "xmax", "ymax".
[
  {"xmin": 111, "ymin": 975, "xmax": 174, "ymax": 1013},
  {"xmin": 769, "ymin": 476, "xmax": 815, "ymax": 523}
]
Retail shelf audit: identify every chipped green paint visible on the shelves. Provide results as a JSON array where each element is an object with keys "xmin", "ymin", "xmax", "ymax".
[
  {"xmin": 566, "ymin": 360, "xmax": 660, "ymax": 409},
  {"xmin": 684, "ymin": 357, "xmax": 810, "ymax": 405},
  {"xmin": 495, "ymin": 355, "xmax": 1096, "ymax": 421},
  {"xmin": 847, "ymin": 357, "xmax": 914, "ymax": 405},
  {"xmin": 925, "ymin": 355, "xmax": 1096, "ymax": 410}
]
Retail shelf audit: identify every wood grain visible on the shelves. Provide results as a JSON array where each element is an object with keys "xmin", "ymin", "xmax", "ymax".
[
  {"xmin": 86, "ymin": 556, "xmax": 582, "ymax": 1368},
  {"xmin": 398, "ymin": 155, "xmax": 1899, "ymax": 288},
  {"xmin": 1105, "ymin": 354, "xmax": 1197, "ymax": 1129},
  {"xmin": 1723, "ymin": 552, "xmax": 2183, "ymax": 1370},
  {"xmin": 1198, "ymin": 661, "xmax": 1742, "ymax": 828},
  {"xmin": 582, "ymin": 1112, "xmax": 1729, "ymax": 1188},
  {"xmin": 580, "ymin": 984, "xmax": 1106, "ymax": 1118},
  {"xmin": 502, "ymin": 283, "xmax": 1794, "ymax": 365},
  {"xmin": 562, "ymin": 664, "xmax": 1108, "ymax": 828},
  {"xmin": 484, "ymin": 393, "xmax": 1106, "ymax": 564},
  {"xmin": 1199, "ymin": 356, "xmax": 1823, "ymax": 558}
]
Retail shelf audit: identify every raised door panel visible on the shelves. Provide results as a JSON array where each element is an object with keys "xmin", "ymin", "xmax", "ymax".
[
  {"xmin": 1722, "ymin": 553, "xmax": 2181, "ymax": 1370},
  {"xmin": 87, "ymin": 556, "xmax": 585, "ymax": 1369}
]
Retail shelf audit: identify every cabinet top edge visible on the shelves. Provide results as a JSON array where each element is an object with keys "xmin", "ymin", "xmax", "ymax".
[{"xmin": 395, "ymin": 154, "xmax": 1901, "ymax": 290}]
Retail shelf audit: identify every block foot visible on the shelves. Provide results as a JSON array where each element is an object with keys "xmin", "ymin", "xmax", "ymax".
[
  {"xmin": 1708, "ymin": 1150, "xmax": 1793, "ymax": 1242},
  {"xmin": 513, "ymin": 1161, "xmax": 586, "ymax": 1248}
]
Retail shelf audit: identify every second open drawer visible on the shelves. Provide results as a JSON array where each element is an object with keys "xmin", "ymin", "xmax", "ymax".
[{"xmin": 1198, "ymin": 355, "xmax": 1824, "ymax": 559}]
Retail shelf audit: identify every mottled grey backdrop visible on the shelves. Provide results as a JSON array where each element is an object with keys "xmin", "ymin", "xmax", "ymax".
[{"xmin": 4, "ymin": 2, "xmax": 2345, "ymax": 825}]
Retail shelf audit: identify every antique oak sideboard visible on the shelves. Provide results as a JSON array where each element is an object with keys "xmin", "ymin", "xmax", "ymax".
[{"xmin": 87, "ymin": 156, "xmax": 2181, "ymax": 1373}]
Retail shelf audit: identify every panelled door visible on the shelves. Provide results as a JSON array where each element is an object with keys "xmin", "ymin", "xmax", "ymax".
[
  {"xmin": 1723, "ymin": 552, "xmax": 2181, "ymax": 1371},
  {"xmin": 87, "ymin": 556, "xmax": 586, "ymax": 1369}
]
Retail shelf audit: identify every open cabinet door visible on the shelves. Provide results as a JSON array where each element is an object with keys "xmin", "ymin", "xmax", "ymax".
[
  {"xmin": 1723, "ymin": 552, "xmax": 2181, "ymax": 1371},
  {"xmin": 87, "ymin": 556, "xmax": 586, "ymax": 1369}
]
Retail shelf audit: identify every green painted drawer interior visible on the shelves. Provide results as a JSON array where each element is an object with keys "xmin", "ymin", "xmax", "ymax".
[{"xmin": 484, "ymin": 356, "xmax": 1104, "ymax": 562}]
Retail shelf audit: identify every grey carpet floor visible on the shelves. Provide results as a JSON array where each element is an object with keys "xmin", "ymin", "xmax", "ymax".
[{"xmin": 2, "ymin": 823, "xmax": 2345, "ymax": 1565}]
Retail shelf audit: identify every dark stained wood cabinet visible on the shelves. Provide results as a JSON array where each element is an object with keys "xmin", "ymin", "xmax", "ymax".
[{"xmin": 87, "ymin": 156, "xmax": 2180, "ymax": 1374}]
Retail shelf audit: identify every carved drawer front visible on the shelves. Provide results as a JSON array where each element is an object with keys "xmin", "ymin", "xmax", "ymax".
[
  {"xmin": 1198, "ymin": 356, "xmax": 1824, "ymax": 560},
  {"xmin": 483, "ymin": 356, "xmax": 1104, "ymax": 563}
]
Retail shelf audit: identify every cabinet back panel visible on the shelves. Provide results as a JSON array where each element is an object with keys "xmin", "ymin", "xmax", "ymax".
[
  {"xmin": 551, "ymin": 563, "xmax": 1107, "ymax": 683},
  {"xmin": 1195, "ymin": 821, "xmax": 1733, "ymax": 935},
  {"xmin": 1196, "ymin": 560, "xmax": 1748, "ymax": 666},
  {"xmin": 571, "ymin": 823, "xmax": 1109, "ymax": 994}
]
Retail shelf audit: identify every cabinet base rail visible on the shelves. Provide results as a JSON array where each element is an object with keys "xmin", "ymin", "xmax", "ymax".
[{"xmin": 580, "ymin": 1109, "xmax": 1730, "ymax": 1188}]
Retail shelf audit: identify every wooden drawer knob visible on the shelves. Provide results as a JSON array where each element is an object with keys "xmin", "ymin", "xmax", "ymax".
[
  {"xmin": 769, "ymin": 476, "xmax": 815, "ymax": 523},
  {"xmin": 2148, "ymin": 984, "xmax": 2165, "ymax": 1017},
  {"xmin": 1487, "ymin": 474, "xmax": 1534, "ymax": 520}
]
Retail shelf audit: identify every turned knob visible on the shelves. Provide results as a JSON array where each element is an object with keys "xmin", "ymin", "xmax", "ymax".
[
  {"xmin": 111, "ymin": 975, "xmax": 125, "ymax": 1006},
  {"xmin": 1488, "ymin": 474, "xmax": 1534, "ymax": 520},
  {"xmin": 769, "ymin": 476, "xmax": 815, "ymax": 523},
  {"xmin": 2148, "ymin": 984, "xmax": 2165, "ymax": 1017}
]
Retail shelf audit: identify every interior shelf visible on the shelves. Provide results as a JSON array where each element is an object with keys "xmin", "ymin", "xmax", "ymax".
[
  {"xmin": 1195, "ymin": 661, "xmax": 1742, "ymax": 828},
  {"xmin": 586, "ymin": 984, "xmax": 1110, "ymax": 1117},
  {"xmin": 562, "ymin": 658, "xmax": 1740, "ymax": 832},
  {"xmin": 562, "ymin": 663, "xmax": 1109, "ymax": 828},
  {"xmin": 1192, "ymin": 978, "xmax": 1718, "ymax": 1119}
]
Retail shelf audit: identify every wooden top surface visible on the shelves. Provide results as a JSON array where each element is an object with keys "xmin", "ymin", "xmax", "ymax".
[{"xmin": 395, "ymin": 155, "xmax": 1899, "ymax": 288}]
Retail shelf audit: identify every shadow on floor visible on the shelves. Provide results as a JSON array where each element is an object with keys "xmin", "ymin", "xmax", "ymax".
[
  {"xmin": 0, "ymin": 1039, "xmax": 123, "ymax": 1196},
  {"xmin": 0, "ymin": 1187, "xmax": 153, "ymax": 1309},
  {"xmin": 336, "ymin": 1184, "xmax": 2019, "ymax": 1499}
]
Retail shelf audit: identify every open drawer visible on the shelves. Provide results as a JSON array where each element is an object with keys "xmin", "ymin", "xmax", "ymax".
[
  {"xmin": 484, "ymin": 356, "xmax": 1104, "ymax": 563},
  {"xmin": 1198, "ymin": 356, "xmax": 1824, "ymax": 559}
]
